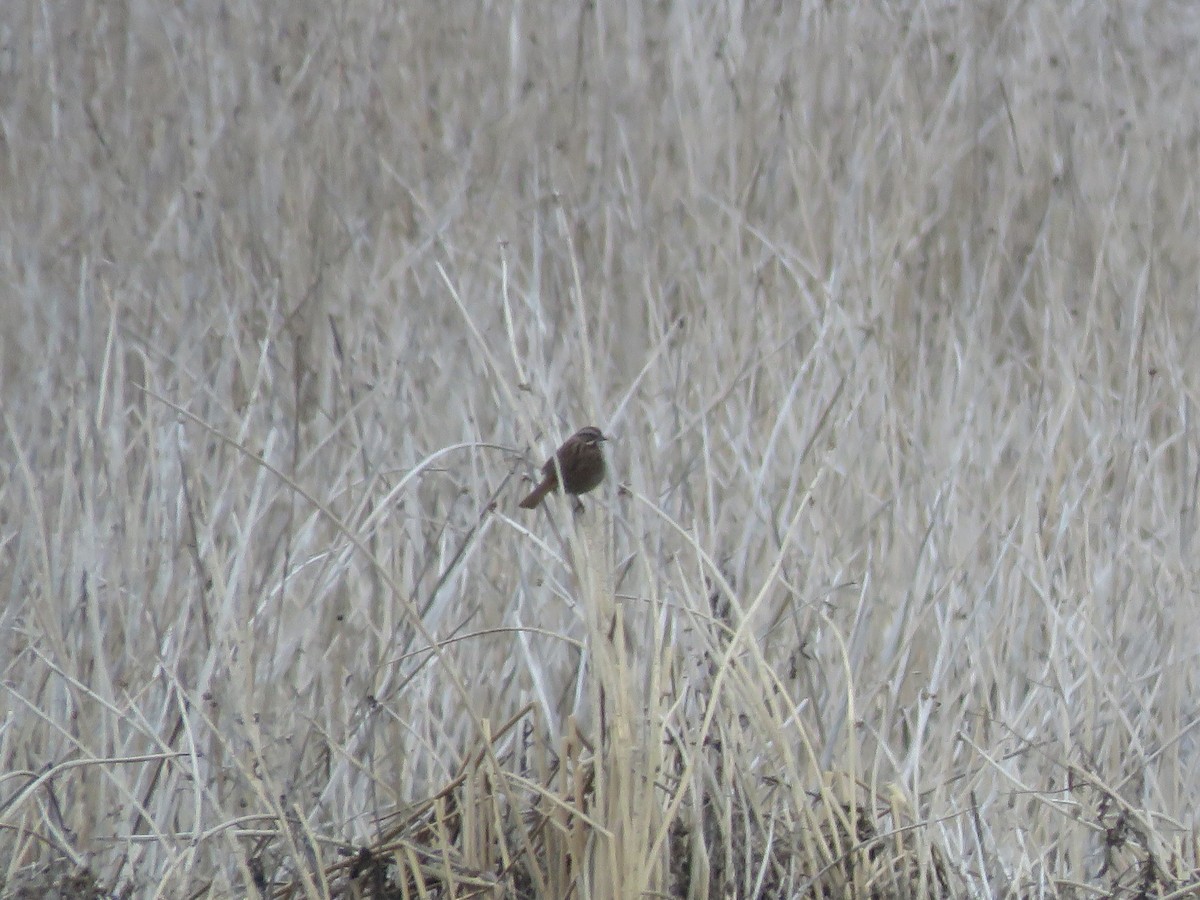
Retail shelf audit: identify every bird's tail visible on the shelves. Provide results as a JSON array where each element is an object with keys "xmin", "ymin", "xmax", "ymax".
[{"xmin": 519, "ymin": 478, "xmax": 553, "ymax": 509}]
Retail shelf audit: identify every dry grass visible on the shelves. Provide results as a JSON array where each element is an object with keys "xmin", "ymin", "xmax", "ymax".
[{"xmin": 3, "ymin": 1, "xmax": 1200, "ymax": 897}]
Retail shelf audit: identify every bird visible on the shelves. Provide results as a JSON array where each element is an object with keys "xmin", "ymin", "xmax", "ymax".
[{"xmin": 518, "ymin": 426, "xmax": 609, "ymax": 509}]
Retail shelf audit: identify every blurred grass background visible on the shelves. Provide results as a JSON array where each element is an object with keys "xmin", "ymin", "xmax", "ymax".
[{"xmin": 3, "ymin": 1, "xmax": 1200, "ymax": 897}]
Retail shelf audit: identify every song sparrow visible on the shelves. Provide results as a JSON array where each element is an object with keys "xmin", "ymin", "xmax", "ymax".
[{"xmin": 518, "ymin": 426, "xmax": 609, "ymax": 509}]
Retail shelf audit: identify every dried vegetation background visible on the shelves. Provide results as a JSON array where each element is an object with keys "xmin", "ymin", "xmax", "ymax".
[{"xmin": 3, "ymin": 1, "xmax": 1200, "ymax": 897}]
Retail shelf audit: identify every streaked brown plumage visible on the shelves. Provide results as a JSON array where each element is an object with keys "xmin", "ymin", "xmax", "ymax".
[{"xmin": 519, "ymin": 426, "xmax": 608, "ymax": 509}]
